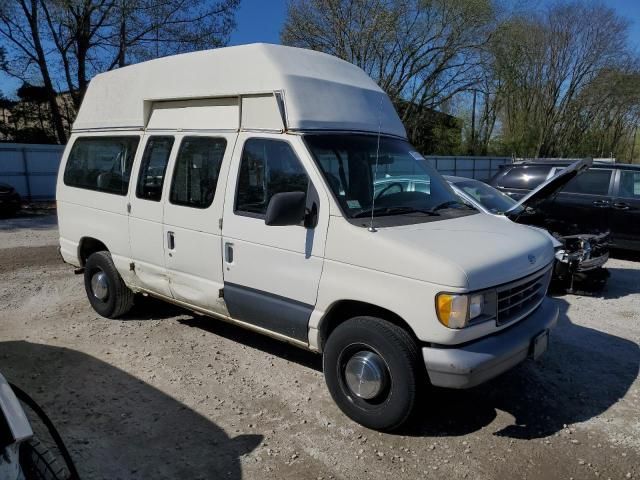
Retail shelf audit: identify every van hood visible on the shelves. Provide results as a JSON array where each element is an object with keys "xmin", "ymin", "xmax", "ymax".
[
  {"xmin": 506, "ymin": 158, "xmax": 592, "ymax": 221},
  {"xmin": 326, "ymin": 213, "xmax": 555, "ymax": 290}
]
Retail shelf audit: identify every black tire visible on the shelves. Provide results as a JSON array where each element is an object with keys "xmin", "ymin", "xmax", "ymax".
[
  {"xmin": 20, "ymin": 438, "xmax": 68, "ymax": 480},
  {"xmin": 84, "ymin": 251, "xmax": 134, "ymax": 318},
  {"xmin": 323, "ymin": 316, "xmax": 420, "ymax": 431}
]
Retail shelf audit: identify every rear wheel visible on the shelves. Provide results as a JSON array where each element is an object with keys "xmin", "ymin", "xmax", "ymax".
[
  {"xmin": 323, "ymin": 316, "xmax": 420, "ymax": 431},
  {"xmin": 84, "ymin": 251, "xmax": 134, "ymax": 318}
]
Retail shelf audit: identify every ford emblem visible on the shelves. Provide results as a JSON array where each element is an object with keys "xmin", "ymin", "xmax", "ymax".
[{"xmin": 528, "ymin": 254, "xmax": 537, "ymax": 264}]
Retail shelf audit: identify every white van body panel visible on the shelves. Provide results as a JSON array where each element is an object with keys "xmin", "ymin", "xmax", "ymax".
[
  {"xmin": 147, "ymin": 98, "xmax": 240, "ymax": 131},
  {"xmin": 161, "ymin": 132, "xmax": 236, "ymax": 315},
  {"xmin": 73, "ymin": 43, "xmax": 405, "ymax": 138},
  {"xmin": 240, "ymin": 95, "xmax": 285, "ymax": 131},
  {"xmin": 308, "ymin": 213, "xmax": 554, "ymax": 346},
  {"xmin": 221, "ymin": 133, "xmax": 330, "ymax": 314},
  {"xmin": 57, "ymin": 132, "xmax": 140, "ymax": 287},
  {"xmin": 322, "ymin": 213, "xmax": 554, "ymax": 290},
  {"xmin": 309, "ymin": 257, "xmax": 515, "ymax": 348},
  {"xmin": 126, "ymin": 134, "xmax": 174, "ymax": 297}
]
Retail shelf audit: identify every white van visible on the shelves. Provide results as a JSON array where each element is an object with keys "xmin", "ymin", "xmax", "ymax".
[{"xmin": 57, "ymin": 44, "xmax": 558, "ymax": 430}]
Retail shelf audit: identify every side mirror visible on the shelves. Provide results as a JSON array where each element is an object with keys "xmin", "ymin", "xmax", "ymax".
[{"xmin": 265, "ymin": 191, "xmax": 306, "ymax": 226}]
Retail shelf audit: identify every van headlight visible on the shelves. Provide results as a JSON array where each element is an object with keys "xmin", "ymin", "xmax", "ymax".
[{"xmin": 436, "ymin": 291, "xmax": 496, "ymax": 329}]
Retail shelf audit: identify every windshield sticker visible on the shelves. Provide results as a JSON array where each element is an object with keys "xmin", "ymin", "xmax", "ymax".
[
  {"xmin": 409, "ymin": 151, "xmax": 426, "ymax": 161},
  {"xmin": 347, "ymin": 200, "xmax": 361, "ymax": 209}
]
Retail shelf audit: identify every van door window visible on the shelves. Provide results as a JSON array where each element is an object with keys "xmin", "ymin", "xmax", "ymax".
[
  {"xmin": 169, "ymin": 137, "xmax": 227, "ymax": 209},
  {"xmin": 136, "ymin": 136, "xmax": 174, "ymax": 201},
  {"xmin": 235, "ymin": 138, "xmax": 309, "ymax": 216},
  {"xmin": 562, "ymin": 169, "xmax": 612, "ymax": 196},
  {"xmin": 63, "ymin": 136, "xmax": 140, "ymax": 195}
]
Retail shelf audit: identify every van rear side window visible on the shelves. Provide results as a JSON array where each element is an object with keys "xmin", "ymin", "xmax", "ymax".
[{"xmin": 64, "ymin": 136, "xmax": 140, "ymax": 195}]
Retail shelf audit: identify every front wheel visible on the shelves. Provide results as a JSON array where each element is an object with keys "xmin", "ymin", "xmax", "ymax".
[
  {"xmin": 84, "ymin": 251, "xmax": 134, "ymax": 318},
  {"xmin": 323, "ymin": 316, "xmax": 421, "ymax": 431}
]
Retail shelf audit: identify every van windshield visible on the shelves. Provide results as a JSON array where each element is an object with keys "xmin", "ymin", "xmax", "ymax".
[{"xmin": 304, "ymin": 134, "xmax": 472, "ymax": 220}]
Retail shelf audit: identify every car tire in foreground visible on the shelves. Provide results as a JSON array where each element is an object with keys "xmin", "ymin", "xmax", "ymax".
[
  {"xmin": 20, "ymin": 438, "xmax": 68, "ymax": 480},
  {"xmin": 323, "ymin": 316, "xmax": 420, "ymax": 431},
  {"xmin": 84, "ymin": 251, "xmax": 134, "ymax": 318}
]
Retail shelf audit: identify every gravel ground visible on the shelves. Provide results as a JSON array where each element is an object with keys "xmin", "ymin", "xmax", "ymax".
[{"xmin": 0, "ymin": 213, "xmax": 638, "ymax": 480}]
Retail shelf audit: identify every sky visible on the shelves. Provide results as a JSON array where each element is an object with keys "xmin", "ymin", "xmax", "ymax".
[{"xmin": 1, "ymin": 0, "xmax": 638, "ymax": 97}]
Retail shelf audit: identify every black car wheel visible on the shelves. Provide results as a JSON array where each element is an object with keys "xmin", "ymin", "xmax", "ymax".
[
  {"xmin": 323, "ymin": 316, "xmax": 420, "ymax": 431},
  {"xmin": 20, "ymin": 438, "xmax": 67, "ymax": 480},
  {"xmin": 84, "ymin": 251, "xmax": 134, "ymax": 318}
]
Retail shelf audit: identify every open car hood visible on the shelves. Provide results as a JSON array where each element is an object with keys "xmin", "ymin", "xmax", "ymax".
[{"xmin": 506, "ymin": 158, "xmax": 593, "ymax": 221}]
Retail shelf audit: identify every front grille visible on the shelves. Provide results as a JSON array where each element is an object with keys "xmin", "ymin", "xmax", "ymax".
[{"xmin": 496, "ymin": 266, "xmax": 552, "ymax": 325}]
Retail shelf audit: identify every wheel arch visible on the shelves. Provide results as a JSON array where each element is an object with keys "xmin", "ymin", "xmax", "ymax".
[
  {"xmin": 78, "ymin": 237, "xmax": 109, "ymax": 266},
  {"xmin": 316, "ymin": 300, "xmax": 419, "ymax": 351}
]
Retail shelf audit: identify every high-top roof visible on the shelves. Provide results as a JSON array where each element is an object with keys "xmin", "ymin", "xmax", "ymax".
[{"xmin": 73, "ymin": 43, "xmax": 407, "ymax": 138}]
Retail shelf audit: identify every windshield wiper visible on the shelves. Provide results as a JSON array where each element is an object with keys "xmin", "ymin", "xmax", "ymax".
[
  {"xmin": 353, "ymin": 206, "xmax": 440, "ymax": 218},
  {"xmin": 429, "ymin": 200, "xmax": 473, "ymax": 213}
]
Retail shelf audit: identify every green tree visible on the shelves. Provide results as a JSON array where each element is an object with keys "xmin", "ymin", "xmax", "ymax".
[
  {"xmin": 486, "ymin": 1, "xmax": 639, "ymax": 158},
  {"xmin": 282, "ymin": 0, "xmax": 494, "ymax": 152}
]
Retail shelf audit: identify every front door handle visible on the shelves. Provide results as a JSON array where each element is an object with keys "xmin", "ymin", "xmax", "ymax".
[
  {"xmin": 167, "ymin": 231, "xmax": 175, "ymax": 250},
  {"xmin": 612, "ymin": 202, "xmax": 630, "ymax": 210},
  {"xmin": 592, "ymin": 200, "xmax": 610, "ymax": 208}
]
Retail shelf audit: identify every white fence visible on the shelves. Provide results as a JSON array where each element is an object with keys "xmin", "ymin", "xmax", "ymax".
[
  {"xmin": 0, "ymin": 143, "xmax": 64, "ymax": 201},
  {"xmin": 0, "ymin": 143, "xmax": 513, "ymax": 202}
]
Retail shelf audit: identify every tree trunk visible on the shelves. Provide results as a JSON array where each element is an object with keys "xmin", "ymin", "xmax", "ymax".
[
  {"xmin": 23, "ymin": 0, "xmax": 67, "ymax": 143},
  {"xmin": 118, "ymin": 1, "xmax": 126, "ymax": 68}
]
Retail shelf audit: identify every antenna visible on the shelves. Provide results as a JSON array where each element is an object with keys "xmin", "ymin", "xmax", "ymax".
[{"xmin": 368, "ymin": 93, "xmax": 384, "ymax": 233}]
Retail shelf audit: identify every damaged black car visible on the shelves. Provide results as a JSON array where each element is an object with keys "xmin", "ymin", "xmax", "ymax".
[{"xmin": 446, "ymin": 159, "xmax": 610, "ymax": 293}]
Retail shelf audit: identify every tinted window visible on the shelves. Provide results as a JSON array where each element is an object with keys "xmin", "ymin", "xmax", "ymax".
[
  {"xmin": 136, "ymin": 136, "xmax": 174, "ymax": 201},
  {"xmin": 235, "ymin": 138, "xmax": 308, "ymax": 216},
  {"xmin": 618, "ymin": 170, "xmax": 640, "ymax": 199},
  {"xmin": 64, "ymin": 136, "xmax": 140, "ymax": 195},
  {"xmin": 169, "ymin": 137, "xmax": 227, "ymax": 209},
  {"xmin": 562, "ymin": 169, "xmax": 612, "ymax": 196},
  {"xmin": 498, "ymin": 166, "xmax": 552, "ymax": 190}
]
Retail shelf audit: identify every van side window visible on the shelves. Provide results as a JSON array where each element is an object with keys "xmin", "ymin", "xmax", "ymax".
[
  {"xmin": 63, "ymin": 136, "xmax": 140, "ymax": 195},
  {"xmin": 136, "ymin": 136, "xmax": 174, "ymax": 201},
  {"xmin": 562, "ymin": 169, "xmax": 612, "ymax": 196},
  {"xmin": 169, "ymin": 137, "xmax": 227, "ymax": 209},
  {"xmin": 235, "ymin": 138, "xmax": 309, "ymax": 216}
]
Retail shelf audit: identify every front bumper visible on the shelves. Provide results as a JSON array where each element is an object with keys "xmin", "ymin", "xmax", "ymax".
[{"xmin": 423, "ymin": 298, "xmax": 558, "ymax": 389}]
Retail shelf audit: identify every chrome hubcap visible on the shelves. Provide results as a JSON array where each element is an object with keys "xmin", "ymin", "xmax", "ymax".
[
  {"xmin": 344, "ymin": 350, "xmax": 388, "ymax": 400},
  {"xmin": 91, "ymin": 271, "xmax": 109, "ymax": 301}
]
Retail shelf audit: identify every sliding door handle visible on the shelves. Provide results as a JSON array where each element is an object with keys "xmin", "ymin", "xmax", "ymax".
[
  {"xmin": 167, "ymin": 231, "xmax": 175, "ymax": 250},
  {"xmin": 225, "ymin": 242, "xmax": 234, "ymax": 264}
]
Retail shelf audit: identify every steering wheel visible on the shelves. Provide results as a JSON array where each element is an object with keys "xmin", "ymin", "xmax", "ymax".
[{"xmin": 375, "ymin": 182, "xmax": 404, "ymax": 200}]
